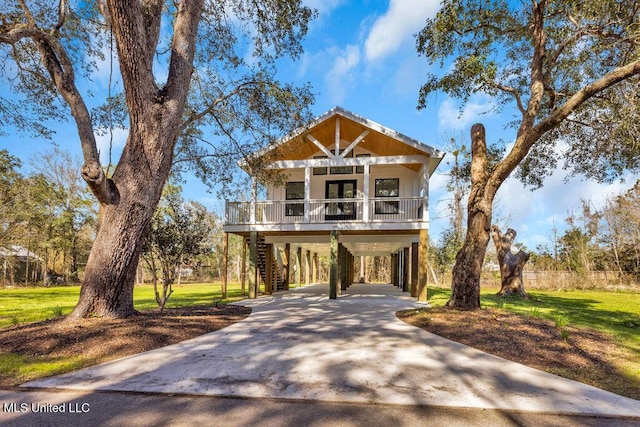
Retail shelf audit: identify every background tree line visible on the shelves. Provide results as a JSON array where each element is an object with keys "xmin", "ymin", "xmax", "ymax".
[{"xmin": 0, "ymin": 148, "xmax": 236, "ymax": 287}]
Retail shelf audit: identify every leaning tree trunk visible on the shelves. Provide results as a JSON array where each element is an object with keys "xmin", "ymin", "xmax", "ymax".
[{"xmin": 491, "ymin": 225, "xmax": 530, "ymax": 298}]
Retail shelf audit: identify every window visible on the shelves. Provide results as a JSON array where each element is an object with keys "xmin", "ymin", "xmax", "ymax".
[
  {"xmin": 313, "ymin": 156, "xmax": 327, "ymax": 175},
  {"xmin": 285, "ymin": 182, "xmax": 304, "ymax": 216},
  {"xmin": 355, "ymin": 153, "xmax": 370, "ymax": 174},
  {"xmin": 330, "ymin": 149, "xmax": 353, "ymax": 175},
  {"xmin": 375, "ymin": 178, "xmax": 399, "ymax": 214}
]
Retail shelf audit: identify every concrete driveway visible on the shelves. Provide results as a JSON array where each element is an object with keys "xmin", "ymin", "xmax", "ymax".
[{"xmin": 23, "ymin": 283, "xmax": 640, "ymax": 417}]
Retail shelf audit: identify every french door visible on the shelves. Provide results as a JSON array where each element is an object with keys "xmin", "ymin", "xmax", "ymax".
[{"xmin": 325, "ymin": 180, "xmax": 357, "ymax": 220}]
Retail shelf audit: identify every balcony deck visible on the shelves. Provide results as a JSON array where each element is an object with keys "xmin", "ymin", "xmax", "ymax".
[{"xmin": 224, "ymin": 197, "xmax": 427, "ymax": 234}]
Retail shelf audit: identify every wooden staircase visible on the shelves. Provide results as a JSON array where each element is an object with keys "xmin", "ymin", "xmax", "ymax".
[{"xmin": 256, "ymin": 235, "xmax": 284, "ymax": 291}]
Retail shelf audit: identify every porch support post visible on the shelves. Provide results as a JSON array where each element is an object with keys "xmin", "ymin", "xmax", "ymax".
[
  {"xmin": 360, "ymin": 256, "xmax": 365, "ymax": 283},
  {"xmin": 422, "ymin": 165, "xmax": 429, "ymax": 222},
  {"xmin": 402, "ymin": 246, "xmax": 410, "ymax": 292},
  {"xmin": 304, "ymin": 167, "xmax": 311, "ymax": 223},
  {"xmin": 250, "ymin": 178, "xmax": 257, "ymax": 224},
  {"xmin": 248, "ymin": 231, "xmax": 258, "ymax": 299},
  {"xmin": 241, "ymin": 237, "xmax": 247, "ymax": 296},
  {"xmin": 264, "ymin": 243, "xmax": 273, "ymax": 295},
  {"xmin": 411, "ymin": 242, "xmax": 418, "ymax": 297},
  {"xmin": 296, "ymin": 246, "xmax": 302, "ymax": 285},
  {"xmin": 313, "ymin": 252, "xmax": 319, "ymax": 283},
  {"xmin": 221, "ymin": 232, "xmax": 228, "ymax": 299},
  {"xmin": 329, "ymin": 231, "xmax": 339, "ymax": 299},
  {"xmin": 283, "ymin": 243, "xmax": 290, "ymax": 290},
  {"xmin": 363, "ymin": 163, "xmax": 370, "ymax": 222},
  {"xmin": 305, "ymin": 250, "xmax": 311, "ymax": 286},
  {"xmin": 418, "ymin": 229, "xmax": 428, "ymax": 302}
]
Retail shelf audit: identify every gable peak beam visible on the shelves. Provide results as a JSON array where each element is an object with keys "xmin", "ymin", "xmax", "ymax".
[
  {"xmin": 335, "ymin": 117, "xmax": 341, "ymax": 155},
  {"xmin": 340, "ymin": 130, "xmax": 369, "ymax": 158}
]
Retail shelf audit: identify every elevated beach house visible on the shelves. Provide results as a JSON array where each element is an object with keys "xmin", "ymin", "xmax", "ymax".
[{"xmin": 222, "ymin": 107, "xmax": 445, "ymax": 300}]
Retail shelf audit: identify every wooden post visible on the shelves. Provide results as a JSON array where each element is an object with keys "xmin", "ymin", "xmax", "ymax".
[
  {"xmin": 329, "ymin": 231, "xmax": 339, "ymax": 299},
  {"xmin": 221, "ymin": 232, "xmax": 228, "ymax": 299},
  {"xmin": 296, "ymin": 246, "xmax": 302, "ymax": 285},
  {"xmin": 305, "ymin": 250, "xmax": 311, "ymax": 286},
  {"xmin": 264, "ymin": 243, "xmax": 273, "ymax": 295},
  {"xmin": 249, "ymin": 231, "xmax": 258, "ymax": 299},
  {"xmin": 283, "ymin": 243, "xmax": 290, "ymax": 290},
  {"xmin": 411, "ymin": 242, "xmax": 418, "ymax": 297},
  {"xmin": 241, "ymin": 237, "xmax": 247, "ymax": 296},
  {"xmin": 313, "ymin": 252, "xmax": 319, "ymax": 283},
  {"xmin": 403, "ymin": 247, "xmax": 410, "ymax": 292},
  {"xmin": 340, "ymin": 244, "xmax": 347, "ymax": 292},
  {"xmin": 418, "ymin": 229, "xmax": 428, "ymax": 302}
]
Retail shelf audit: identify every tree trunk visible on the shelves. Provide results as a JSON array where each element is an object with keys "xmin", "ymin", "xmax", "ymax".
[
  {"xmin": 447, "ymin": 124, "xmax": 495, "ymax": 310},
  {"xmin": 491, "ymin": 225, "xmax": 530, "ymax": 298},
  {"xmin": 447, "ymin": 204, "xmax": 492, "ymax": 309},
  {"xmin": 69, "ymin": 125, "xmax": 174, "ymax": 318}
]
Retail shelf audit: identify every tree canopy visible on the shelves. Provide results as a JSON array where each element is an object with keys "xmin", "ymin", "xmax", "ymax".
[
  {"xmin": 416, "ymin": 0, "xmax": 640, "ymax": 309},
  {"xmin": 0, "ymin": 0, "xmax": 317, "ymax": 318},
  {"xmin": 417, "ymin": 0, "xmax": 640, "ymax": 187}
]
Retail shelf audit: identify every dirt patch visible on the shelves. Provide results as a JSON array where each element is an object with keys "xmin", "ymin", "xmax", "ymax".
[
  {"xmin": 397, "ymin": 307, "xmax": 640, "ymax": 400},
  {"xmin": 0, "ymin": 305, "xmax": 250, "ymax": 388}
]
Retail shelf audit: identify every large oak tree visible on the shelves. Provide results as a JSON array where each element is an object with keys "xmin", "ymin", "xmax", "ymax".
[
  {"xmin": 0, "ymin": 0, "xmax": 315, "ymax": 318},
  {"xmin": 416, "ymin": 0, "xmax": 640, "ymax": 309}
]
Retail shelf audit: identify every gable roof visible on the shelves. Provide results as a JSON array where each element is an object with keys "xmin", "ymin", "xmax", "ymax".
[{"xmin": 250, "ymin": 106, "xmax": 446, "ymax": 175}]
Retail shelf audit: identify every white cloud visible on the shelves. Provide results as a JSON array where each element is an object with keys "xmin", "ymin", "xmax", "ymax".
[
  {"xmin": 325, "ymin": 44, "xmax": 361, "ymax": 104},
  {"xmin": 303, "ymin": 0, "xmax": 346, "ymax": 16},
  {"xmin": 364, "ymin": 0, "xmax": 440, "ymax": 62},
  {"xmin": 438, "ymin": 95, "xmax": 498, "ymax": 130}
]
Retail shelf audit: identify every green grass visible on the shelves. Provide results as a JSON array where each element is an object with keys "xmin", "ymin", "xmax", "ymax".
[
  {"xmin": 0, "ymin": 281, "xmax": 248, "ymax": 328},
  {"xmin": 428, "ymin": 285, "xmax": 640, "ymax": 378},
  {"xmin": 0, "ymin": 353, "xmax": 87, "ymax": 386}
]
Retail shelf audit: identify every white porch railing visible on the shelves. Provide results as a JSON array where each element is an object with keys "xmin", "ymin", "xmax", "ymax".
[{"xmin": 225, "ymin": 197, "xmax": 424, "ymax": 225}]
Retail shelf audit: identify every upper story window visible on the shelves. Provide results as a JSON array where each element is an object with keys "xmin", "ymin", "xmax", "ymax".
[
  {"xmin": 375, "ymin": 178, "xmax": 399, "ymax": 214},
  {"xmin": 285, "ymin": 181, "xmax": 304, "ymax": 216},
  {"xmin": 313, "ymin": 156, "xmax": 327, "ymax": 175}
]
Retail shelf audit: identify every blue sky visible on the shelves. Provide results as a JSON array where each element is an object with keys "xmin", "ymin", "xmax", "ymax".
[{"xmin": 1, "ymin": 0, "xmax": 637, "ymax": 251}]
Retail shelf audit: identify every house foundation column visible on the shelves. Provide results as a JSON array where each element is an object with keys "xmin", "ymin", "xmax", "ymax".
[
  {"xmin": 248, "ymin": 231, "xmax": 258, "ymax": 299},
  {"xmin": 329, "ymin": 231, "xmax": 339, "ymax": 299},
  {"xmin": 305, "ymin": 250, "xmax": 311, "ymax": 286},
  {"xmin": 283, "ymin": 243, "xmax": 290, "ymax": 290},
  {"xmin": 241, "ymin": 237, "xmax": 247, "ymax": 296},
  {"xmin": 313, "ymin": 252, "xmax": 319, "ymax": 283},
  {"xmin": 264, "ymin": 243, "xmax": 273, "ymax": 295},
  {"xmin": 411, "ymin": 242, "xmax": 418, "ymax": 297},
  {"xmin": 403, "ymin": 246, "xmax": 410, "ymax": 292},
  {"xmin": 295, "ymin": 246, "xmax": 302, "ymax": 285},
  {"xmin": 418, "ymin": 229, "xmax": 428, "ymax": 302},
  {"xmin": 340, "ymin": 244, "xmax": 348, "ymax": 292},
  {"xmin": 221, "ymin": 232, "xmax": 228, "ymax": 299}
]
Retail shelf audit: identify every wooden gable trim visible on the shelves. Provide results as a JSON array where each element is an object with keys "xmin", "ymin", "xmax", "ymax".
[{"xmin": 265, "ymin": 154, "xmax": 430, "ymax": 169}]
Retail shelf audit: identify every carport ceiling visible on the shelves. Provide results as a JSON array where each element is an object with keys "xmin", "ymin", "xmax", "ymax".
[{"xmin": 264, "ymin": 234, "xmax": 418, "ymax": 257}]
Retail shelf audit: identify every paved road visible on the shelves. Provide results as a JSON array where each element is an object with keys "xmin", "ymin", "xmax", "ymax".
[
  {"xmin": 2, "ymin": 389, "xmax": 638, "ymax": 426},
  {"xmin": 3, "ymin": 283, "xmax": 639, "ymax": 425}
]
